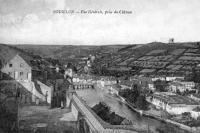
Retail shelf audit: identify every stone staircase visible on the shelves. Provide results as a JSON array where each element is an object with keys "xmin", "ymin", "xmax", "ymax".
[{"xmin": 19, "ymin": 81, "xmax": 46, "ymax": 103}]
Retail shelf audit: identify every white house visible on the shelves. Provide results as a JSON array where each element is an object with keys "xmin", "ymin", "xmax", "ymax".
[
  {"xmin": 0, "ymin": 54, "xmax": 51, "ymax": 104},
  {"xmin": 190, "ymin": 94, "xmax": 200, "ymax": 102},
  {"xmin": 108, "ymin": 84, "xmax": 121, "ymax": 95},
  {"xmin": 148, "ymin": 92, "xmax": 200, "ymax": 115},
  {"xmin": 1, "ymin": 54, "xmax": 32, "ymax": 81},
  {"xmin": 166, "ymin": 76, "xmax": 184, "ymax": 81},
  {"xmin": 168, "ymin": 81, "xmax": 195, "ymax": 93},
  {"xmin": 190, "ymin": 107, "xmax": 200, "ymax": 119}
]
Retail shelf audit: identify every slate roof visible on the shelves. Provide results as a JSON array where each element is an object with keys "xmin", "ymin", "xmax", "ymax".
[
  {"xmin": 0, "ymin": 53, "xmax": 32, "ymax": 69},
  {"xmin": 0, "ymin": 44, "xmax": 32, "ymax": 69}
]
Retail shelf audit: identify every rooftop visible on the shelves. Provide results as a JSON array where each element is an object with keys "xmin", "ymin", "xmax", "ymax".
[
  {"xmin": 140, "ymin": 69, "xmax": 155, "ymax": 73},
  {"xmin": 152, "ymin": 92, "xmax": 199, "ymax": 105},
  {"xmin": 169, "ymin": 81, "xmax": 195, "ymax": 86}
]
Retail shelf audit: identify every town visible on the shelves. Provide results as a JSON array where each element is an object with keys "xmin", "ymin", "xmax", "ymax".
[{"xmin": 1, "ymin": 41, "xmax": 200, "ymax": 133}]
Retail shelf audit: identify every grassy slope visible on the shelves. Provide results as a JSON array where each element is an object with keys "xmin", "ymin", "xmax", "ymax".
[{"xmin": 15, "ymin": 44, "xmax": 126, "ymax": 59}]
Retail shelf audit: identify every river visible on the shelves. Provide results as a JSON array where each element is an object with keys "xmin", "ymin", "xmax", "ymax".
[
  {"xmin": 76, "ymin": 86, "xmax": 191, "ymax": 133},
  {"xmin": 76, "ymin": 87, "xmax": 163, "ymax": 132}
]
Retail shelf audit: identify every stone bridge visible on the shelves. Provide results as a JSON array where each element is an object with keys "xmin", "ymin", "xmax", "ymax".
[{"xmin": 73, "ymin": 83, "xmax": 94, "ymax": 90}]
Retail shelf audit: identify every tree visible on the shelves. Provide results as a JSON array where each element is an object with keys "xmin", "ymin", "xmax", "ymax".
[
  {"xmin": 130, "ymin": 84, "xmax": 141, "ymax": 103},
  {"xmin": 119, "ymin": 84, "xmax": 141, "ymax": 104},
  {"xmin": 197, "ymin": 42, "xmax": 200, "ymax": 48},
  {"xmin": 156, "ymin": 124, "xmax": 180, "ymax": 133},
  {"xmin": 191, "ymin": 68, "xmax": 200, "ymax": 83},
  {"xmin": 119, "ymin": 89, "xmax": 131, "ymax": 99},
  {"xmin": 135, "ymin": 95, "xmax": 148, "ymax": 110},
  {"xmin": 176, "ymin": 89, "xmax": 181, "ymax": 95},
  {"xmin": 182, "ymin": 112, "xmax": 191, "ymax": 119},
  {"xmin": 92, "ymin": 102, "xmax": 111, "ymax": 122},
  {"xmin": 154, "ymin": 80, "xmax": 168, "ymax": 92}
]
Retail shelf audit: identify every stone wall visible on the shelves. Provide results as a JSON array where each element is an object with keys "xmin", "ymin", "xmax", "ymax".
[
  {"xmin": 71, "ymin": 102, "xmax": 78, "ymax": 121},
  {"xmin": 36, "ymin": 80, "xmax": 52, "ymax": 104}
]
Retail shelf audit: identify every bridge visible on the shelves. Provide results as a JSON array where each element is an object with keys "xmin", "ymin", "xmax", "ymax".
[
  {"xmin": 66, "ymin": 91, "xmax": 140, "ymax": 133},
  {"xmin": 73, "ymin": 83, "xmax": 94, "ymax": 90}
]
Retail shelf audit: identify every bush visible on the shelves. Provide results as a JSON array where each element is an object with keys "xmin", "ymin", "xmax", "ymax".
[{"xmin": 182, "ymin": 112, "xmax": 191, "ymax": 118}]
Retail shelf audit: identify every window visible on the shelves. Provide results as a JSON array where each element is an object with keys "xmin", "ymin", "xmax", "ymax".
[
  {"xmin": 20, "ymin": 72, "xmax": 23, "ymax": 76},
  {"xmin": 9, "ymin": 64, "xmax": 12, "ymax": 67},
  {"xmin": 20, "ymin": 63, "xmax": 24, "ymax": 67},
  {"xmin": 8, "ymin": 72, "xmax": 12, "ymax": 75}
]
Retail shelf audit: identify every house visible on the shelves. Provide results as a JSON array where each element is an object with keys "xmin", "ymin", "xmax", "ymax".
[
  {"xmin": 0, "ymin": 54, "xmax": 52, "ymax": 104},
  {"xmin": 165, "ymin": 76, "xmax": 184, "ymax": 81},
  {"xmin": 152, "ymin": 76, "xmax": 166, "ymax": 81},
  {"xmin": 130, "ymin": 76, "xmax": 156, "ymax": 91},
  {"xmin": 0, "ymin": 54, "xmax": 32, "ymax": 81},
  {"xmin": 151, "ymin": 76, "xmax": 185, "ymax": 82},
  {"xmin": 168, "ymin": 81, "xmax": 195, "ymax": 93},
  {"xmin": 190, "ymin": 94, "xmax": 200, "ymax": 102},
  {"xmin": 148, "ymin": 92, "xmax": 200, "ymax": 115},
  {"xmin": 108, "ymin": 84, "xmax": 121, "ymax": 95}
]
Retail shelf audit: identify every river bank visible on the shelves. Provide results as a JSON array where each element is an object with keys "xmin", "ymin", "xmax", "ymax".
[{"xmin": 118, "ymin": 95, "xmax": 200, "ymax": 133}]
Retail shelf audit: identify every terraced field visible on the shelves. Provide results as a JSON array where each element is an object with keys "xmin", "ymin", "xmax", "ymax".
[{"xmin": 97, "ymin": 42, "xmax": 200, "ymax": 77}]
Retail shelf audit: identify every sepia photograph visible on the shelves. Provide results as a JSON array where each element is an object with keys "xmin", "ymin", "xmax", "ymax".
[{"xmin": 0, "ymin": 0, "xmax": 200, "ymax": 133}]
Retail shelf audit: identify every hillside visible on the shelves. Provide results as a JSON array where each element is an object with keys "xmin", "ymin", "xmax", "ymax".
[
  {"xmin": 95, "ymin": 42, "xmax": 200, "ymax": 77},
  {"xmin": 15, "ymin": 45, "xmax": 127, "ymax": 62}
]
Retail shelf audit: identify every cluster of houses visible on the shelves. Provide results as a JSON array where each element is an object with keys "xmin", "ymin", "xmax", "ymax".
[
  {"xmin": 0, "ymin": 54, "xmax": 32, "ymax": 81},
  {"xmin": 130, "ymin": 75, "xmax": 200, "ymax": 119},
  {"xmin": 147, "ymin": 92, "xmax": 199, "ymax": 116},
  {"xmin": 129, "ymin": 75, "xmax": 196, "ymax": 93},
  {"xmin": 104, "ymin": 74, "xmax": 200, "ymax": 119}
]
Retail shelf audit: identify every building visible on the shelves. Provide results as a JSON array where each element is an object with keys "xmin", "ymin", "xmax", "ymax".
[
  {"xmin": 168, "ymin": 81, "xmax": 195, "ymax": 93},
  {"xmin": 98, "ymin": 76, "xmax": 117, "ymax": 86},
  {"xmin": 0, "ymin": 54, "xmax": 32, "ymax": 81},
  {"xmin": 0, "ymin": 54, "xmax": 53, "ymax": 104},
  {"xmin": 190, "ymin": 94, "xmax": 200, "ymax": 101},
  {"xmin": 165, "ymin": 76, "xmax": 184, "ymax": 81},
  {"xmin": 148, "ymin": 92, "xmax": 200, "ymax": 115},
  {"xmin": 108, "ymin": 84, "xmax": 121, "ymax": 95},
  {"xmin": 151, "ymin": 76, "xmax": 185, "ymax": 82},
  {"xmin": 130, "ymin": 76, "xmax": 156, "ymax": 91},
  {"xmin": 152, "ymin": 76, "xmax": 166, "ymax": 81}
]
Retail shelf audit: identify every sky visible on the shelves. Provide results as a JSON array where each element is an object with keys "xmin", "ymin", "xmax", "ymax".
[{"xmin": 0, "ymin": 0, "xmax": 200, "ymax": 45}]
